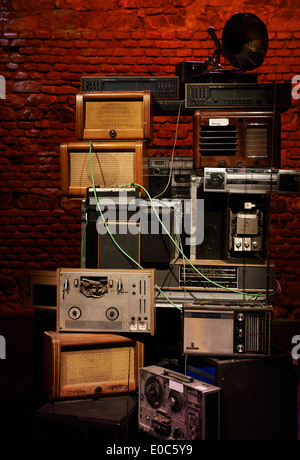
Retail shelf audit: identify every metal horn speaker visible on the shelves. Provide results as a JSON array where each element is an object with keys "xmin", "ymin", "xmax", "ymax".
[{"xmin": 221, "ymin": 12, "xmax": 269, "ymax": 71}]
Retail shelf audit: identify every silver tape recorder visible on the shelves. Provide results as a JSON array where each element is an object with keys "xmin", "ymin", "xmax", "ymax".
[
  {"xmin": 57, "ymin": 268, "xmax": 156, "ymax": 335},
  {"xmin": 138, "ymin": 365, "xmax": 221, "ymax": 440}
]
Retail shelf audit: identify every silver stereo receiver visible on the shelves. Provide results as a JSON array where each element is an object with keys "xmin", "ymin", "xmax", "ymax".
[
  {"xmin": 182, "ymin": 302, "xmax": 273, "ymax": 358},
  {"xmin": 138, "ymin": 365, "xmax": 221, "ymax": 440},
  {"xmin": 204, "ymin": 168, "xmax": 300, "ymax": 194},
  {"xmin": 57, "ymin": 268, "xmax": 156, "ymax": 335}
]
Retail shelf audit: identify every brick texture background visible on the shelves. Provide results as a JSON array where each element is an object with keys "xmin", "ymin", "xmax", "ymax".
[{"xmin": 0, "ymin": 0, "xmax": 300, "ymax": 316}]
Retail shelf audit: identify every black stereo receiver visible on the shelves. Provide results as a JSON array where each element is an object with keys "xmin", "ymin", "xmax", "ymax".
[
  {"xmin": 185, "ymin": 83, "xmax": 291, "ymax": 110},
  {"xmin": 81, "ymin": 76, "xmax": 179, "ymax": 99}
]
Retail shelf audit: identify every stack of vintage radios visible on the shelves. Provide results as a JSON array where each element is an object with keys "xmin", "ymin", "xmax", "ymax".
[
  {"xmin": 23, "ymin": 12, "xmax": 300, "ymax": 441},
  {"xmin": 44, "ymin": 90, "xmax": 155, "ymax": 402}
]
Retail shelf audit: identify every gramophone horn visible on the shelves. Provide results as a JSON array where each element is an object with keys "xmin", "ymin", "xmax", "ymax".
[{"xmin": 222, "ymin": 13, "xmax": 269, "ymax": 71}]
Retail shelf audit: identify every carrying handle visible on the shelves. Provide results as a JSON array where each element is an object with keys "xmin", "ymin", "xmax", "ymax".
[{"xmin": 163, "ymin": 369, "xmax": 193, "ymax": 384}]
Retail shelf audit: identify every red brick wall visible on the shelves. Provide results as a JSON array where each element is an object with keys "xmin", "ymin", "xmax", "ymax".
[{"xmin": 0, "ymin": 1, "xmax": 300, "ymax": 315}]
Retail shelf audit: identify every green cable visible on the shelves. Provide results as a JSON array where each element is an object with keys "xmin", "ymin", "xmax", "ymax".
[
  {"xmin": 88, "ymin": 140, "xmax": 278, "ymax": 305},
  {"xmin": 118, "ymin": 181, "xmax": 278, "ymax": 301},
  {"xmin": 88, "ymin": 141, "xmax": 182, "ymax": 311}
]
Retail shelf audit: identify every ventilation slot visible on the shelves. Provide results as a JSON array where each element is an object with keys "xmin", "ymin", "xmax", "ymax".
[{"xmin": 200, "ymin": 125, "xmax": 238, "ymax": 156}]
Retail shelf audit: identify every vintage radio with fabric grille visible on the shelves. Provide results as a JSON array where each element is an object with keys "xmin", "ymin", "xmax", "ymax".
[
  {"xmin": 60, "ymin": 141, "xmax": 148, "ymax": 197},
  {"xmin": 193, "ymin": 109, "xmax": 281, "ymax": 170},
  {"xmin": 43, "ymin": 331, "xmax": 144, "ymax": 401},
  {"xmin": 76, "ymin": 91, "xmax": 153, "ymax": 141}
]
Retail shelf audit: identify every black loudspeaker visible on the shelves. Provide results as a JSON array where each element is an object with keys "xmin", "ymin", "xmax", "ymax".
[
  {"xmin": 83, "ymin": 200, "xmax": 181, "ymax": 269},
  {"xmin": 180, "ymin": 353, "xmax": 298, "ymax": 440},
  {"xmin": 148, "ymin": 174, "xmax": 171, "ymax": 198},
  {"xmin": 97, "ymin": 221, "xmax": 140, "ymax": 270},
  {"xmin": 139, "ymin": 205, "xmax": 176, "ymax": 267},
  {"xmin": 195, "ymin": 191, "xmax": 227, "ymax": 260}
]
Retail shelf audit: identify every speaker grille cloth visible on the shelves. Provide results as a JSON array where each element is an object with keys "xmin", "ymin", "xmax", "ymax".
[
  {"xmin": 60, "ymin": 346, "xmax": 134, "ymax": 385},
  {"xmin": 85, "ymin": 101, "xmax": 143, "ymax": 130},
  {"xmin": 69, "ymin": 151, "xmax": 136, "ymax": 188}
]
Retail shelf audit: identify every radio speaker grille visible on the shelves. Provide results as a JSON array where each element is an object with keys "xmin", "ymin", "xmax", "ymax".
[
  {"xmin": 43, "ymin": 332, "xmax": 144, "ymax": 400},
  {"xmin": 60, "ymin": 141, "xmax": 148, "ymax": 197},
  {"xmin": 193, "ymin": 110, "xmax": 281, "ymax": 169},
  {"xmin": 69, "ymin": 151, "xmax": 136, "ymax": 187},
  {"xmin": 60, "ymin": 346, "xmax": 134, "ymax": 386},
  {"xmin": 245, "ymin": 313, "xmax": 266, "ymax": 353}
]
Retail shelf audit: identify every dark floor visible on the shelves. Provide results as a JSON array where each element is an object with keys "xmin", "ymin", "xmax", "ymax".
[{"xmin": 0, "ymin": 313, "xmax": 299, "ymax": 441}]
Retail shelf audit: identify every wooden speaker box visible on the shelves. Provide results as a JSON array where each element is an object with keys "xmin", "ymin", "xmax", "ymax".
[
  {"xmin": 60, "ymin": 141, "xmax": 148, "ymax": 197},
  {"xmin": 43, "ymin": 331, "xmax": 144, "ymax": 401},
  {"xmin": 76, "ymin": 91, "xmax": 153, "ymax": 141}
]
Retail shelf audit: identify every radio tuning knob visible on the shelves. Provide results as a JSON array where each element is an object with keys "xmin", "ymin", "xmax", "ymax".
[
  {"xmin": 237, "ymin": 313, "xmax": 244, "ymax": 321},
  {"xmin": 109, "ymin": 129, "xmax": 117, "ymax": 138},
  {"xmin": 68, "ymin": 306, "xmax": 81, "ymax": 320},
  {"xmin": 237, "ymin": 345, "xmax": 244, "ymax": 353},
  {"xmin": 94, "ymin": 386, "xmax": 102, "ymax": 398}
]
